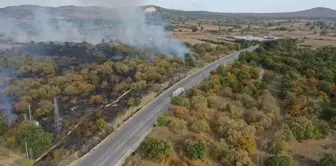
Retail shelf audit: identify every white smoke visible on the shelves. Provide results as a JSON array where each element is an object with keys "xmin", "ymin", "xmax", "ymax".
[
  {"xmin": 78, "ymin": 0, "xmax": 189, "ymax": 57},
  {"xmin": 0, "ymin": 0, "xmax": 189, "ymax": 57}
]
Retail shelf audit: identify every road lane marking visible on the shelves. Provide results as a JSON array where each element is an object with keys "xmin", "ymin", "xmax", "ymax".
[{"xmin": 96, "ymin": 98, "xmax": 171, "ymax": 166}]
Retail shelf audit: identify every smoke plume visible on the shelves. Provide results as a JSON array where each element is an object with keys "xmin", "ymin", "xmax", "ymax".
[
  {"xmin": 79, "ymin": 0, "xmax": 189, "ymax": 57},
  {"xmin": 0, "ymin": 0, "xmax": 189, "ymax": 58},
  {"xmin": 0, "ymin": 69, "xmax": 17, "ymax": 127}
]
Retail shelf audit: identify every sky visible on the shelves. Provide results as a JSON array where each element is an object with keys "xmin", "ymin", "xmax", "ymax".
[{"xmin": 0, "ymin": 0, "xmax": 335, "ymax": 13}]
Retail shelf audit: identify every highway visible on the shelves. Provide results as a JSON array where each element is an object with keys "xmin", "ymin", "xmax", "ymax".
[{"xmin": 78, "ymin": 45, "xmax": 259, "ymax": 166}]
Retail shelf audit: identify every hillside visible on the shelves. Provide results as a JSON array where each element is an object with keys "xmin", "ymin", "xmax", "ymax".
[
  {"xmin": 157, "ymin": 7, "xmax": 336, "ymax": 19},
  {"xmin": 0, "ymin": 5, "xmax": 335, "ymax": 20}
]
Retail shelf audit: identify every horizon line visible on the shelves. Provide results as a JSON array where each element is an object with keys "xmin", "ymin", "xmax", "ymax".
[{"xmin": 1, "ymin": 4, "xmax": 335, "ymax": 14}]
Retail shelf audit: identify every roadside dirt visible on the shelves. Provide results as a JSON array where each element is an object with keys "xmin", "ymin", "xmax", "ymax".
[{"xmin": 0, "ymin": 148, "xmax": 25, "ymax": 166}]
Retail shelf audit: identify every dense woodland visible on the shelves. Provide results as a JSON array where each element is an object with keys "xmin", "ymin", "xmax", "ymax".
[
  {"xmin": 126, "ymin": 39, "xmax": 336, "ymax": 166},
  {"xmin": 0, "ymin": 39, "xmax": 248, "ymax": 164}
]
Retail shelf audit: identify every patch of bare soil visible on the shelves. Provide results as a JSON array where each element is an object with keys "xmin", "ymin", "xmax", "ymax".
[
  {"xmin": 289, "ymin": 132, "xmax": 336, "ymax": 166},
  {"xmin": 0, "ymin": 148, "xmax": 25, "ymax": 166},
  {"xmin": 300, "ymin": 39, "xmax": 336, "ymax": 47}
]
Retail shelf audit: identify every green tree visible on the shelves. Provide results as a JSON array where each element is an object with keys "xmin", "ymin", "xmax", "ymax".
[
  {"xmin": 156, "ymin": 114, "xmax": 169, "ymax": 126},
  {"xmin": 265, "ymin": 156, "xmax": 294, "ymax": 166},
  {"xmin": 36, "ymin": 100, "xmax": 53, "ymax": 117},
  {"xmin": 139, "ymin": 138, "xmax": 172, "ymax": 162},
  {"xmin": 16, "ymin": 121, "xmax": 53, "ymax": 158},
  {"xmin": 184, "ymin": 54, "xmax": 196, "ymax": 67},
  {"xmin": 185, "ymin": 138, "xmax": 207, "ymax": 160},
  {"xmin": 172, "ymin": 96, "xmax": 190, "ymax": 108}
]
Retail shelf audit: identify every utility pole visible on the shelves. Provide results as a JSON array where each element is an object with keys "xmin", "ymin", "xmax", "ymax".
[
  {"xmin": 52, "ymin": 97, "xmax": 63, "ymax": 132},
  {"xmin": 25, "ymin": 142, "xmax": 29, "ymax": 159},
  {"xmin": 28, "ymin": 104, "xmax": 32, "ymax": 120}
]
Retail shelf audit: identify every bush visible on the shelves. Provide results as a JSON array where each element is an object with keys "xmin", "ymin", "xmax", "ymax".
[
  {"xmin": 139, "ymin": 138, "xmax": 172, "ymax": 162},
  {"xmin": 156, "ymin": 114, "xmax": 169, "ymax": 126},
  {"xmin": 185, "ymin": 139, "xmax": 207, "ymax": 160},
  {"xmin": 189, "ymin": 119, "xmax": 210, "ymax": 133},
  {"xmin": 168, "ymin": 118, "xmax": 187, "ymax": 134},
  {"xmin": 191, "ymin": 26, "xmax": 198, "ymax": 32},
  {"xmin": 16, "ymin": 121, "xmax": 53, "ymax": 158},
  {"xmin": 319, "ymin": 155, "xmax": 336, "ymax": 166},
  {"xmin": 287, "ymin": 117, "xmax": 328, "ymax": 140},
  {"xmin": 265, "ymin": 155, "xmax": 294, "ymax": 166},
  {"xmin": 172, "ymin": 96, "xmax": 190, "ymax": 108},
  {"xmin": 88, "ymin": 95, "xmax": 108, "ymax": 105},
  {"xmin": 128, "ymin": 97, "xmax": 141, "ymax": 107},
  {"xmin": 96, "ymin": 118, "xmax": 107, "ymax": 131},
  {"xmin": 0, "ymin": 122, "xmax": 7, "ymax": 135},
  {"xmin": 170, "ymin": 106, "xmax": 190, "ymax": 120}
]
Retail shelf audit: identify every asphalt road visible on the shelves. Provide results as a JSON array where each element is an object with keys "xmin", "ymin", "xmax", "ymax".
[{"xmin": 78, "ymin": 45, "xmax": 259, "ymax": 166}]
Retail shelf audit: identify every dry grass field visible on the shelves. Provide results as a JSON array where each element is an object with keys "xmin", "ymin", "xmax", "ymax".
[{"xmin": 172, "ymin": 20, "xmax": 336, "ymax": 48}]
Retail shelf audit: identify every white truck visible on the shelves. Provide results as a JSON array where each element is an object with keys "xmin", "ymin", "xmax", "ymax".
[{"xmin": 172, "ymin": 87, "xmax": 185, "ymax": 97}]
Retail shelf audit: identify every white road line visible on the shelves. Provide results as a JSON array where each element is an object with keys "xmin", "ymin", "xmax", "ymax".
[{"xmin": 97, "ymin": 98, "xmax": 171, "ymax": 166}]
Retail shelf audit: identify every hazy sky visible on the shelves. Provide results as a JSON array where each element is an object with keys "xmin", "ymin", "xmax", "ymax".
[{"xmin": 0, "ymin": 0, "xmax": 335, "ymax": 12}]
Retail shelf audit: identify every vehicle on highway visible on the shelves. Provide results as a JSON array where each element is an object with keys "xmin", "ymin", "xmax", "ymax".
[{"xmin": 172, "ymin": 87, "xmax": 185, "ymax": 97}]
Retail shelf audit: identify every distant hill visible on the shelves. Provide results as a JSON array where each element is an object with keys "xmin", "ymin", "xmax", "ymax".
[
  {"xmin": 0, "ymin": 5, "xmax": 335, "ymax": 20},
  {"xmin": 156, "ymin": 6, "xmax": 336, "ymax": 19}
]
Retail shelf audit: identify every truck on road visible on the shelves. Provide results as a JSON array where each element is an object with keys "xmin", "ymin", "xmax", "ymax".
[{"xmin": 172, "ymin": 87, "xmax": 185, "ymax": 97}]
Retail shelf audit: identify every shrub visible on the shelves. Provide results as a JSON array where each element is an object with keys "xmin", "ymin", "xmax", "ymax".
[
  {"xmin": 190, "ymin": 95, "xmax": 208, "ymax": 112},
  {"xmin": 96, "ymin": 118, "xmax": 107, "ymax": 131},
  {"xmin": 156, "ymin": 114, "xmax": 169, "ymax": 126},
  {"xmin": 128, "ymin": 97, "xmax": 141, "ymax": 107},
  {"xmin": 168, "ymin": 118, "xmax": 187, "ymax": 134},
  {"xmin": 189, "ymin": 119, "xmax": 210, "ymax": 133},
  {"xmin": 52, "ymin": 149, "xmax": 67, "ymax": 163},
  {"xmin": 172, "ymin": 96, "xmax": 190, "ymax": 108},
  {"xmin": 287, "ymin": 117, "xmax": 328, "ymax": 140},
  {"xmin": 185, "ymin": 139, "xmax": 207, "ymax": 160},
  {"xmin": 139, "ymin": 138, "xmax": 172, "ymax": 162},
  {"xmin": 267, "ymin": 125, "xmax": 295, "ymax": 154},
  {"xmin": 170, "ymin": 106, "xmax": 190, "ymax": 120},
  {"xmin": 319, "ymin": 155, "xmax": 336, "ymax": 166},
  {"xmin": 265, "ymin": 155, "xmax": 294, "ymax": 166},
  {"xmin": 0, "ymin": 122, "xmax": 7, "ymax": 135},
  {"xmin": 191, "ymin": 26, "xmax": 198, "ymax": 32},
  {"xmin": 88, "ymin": 95, "xmax": 108, "ymax": 105}
]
